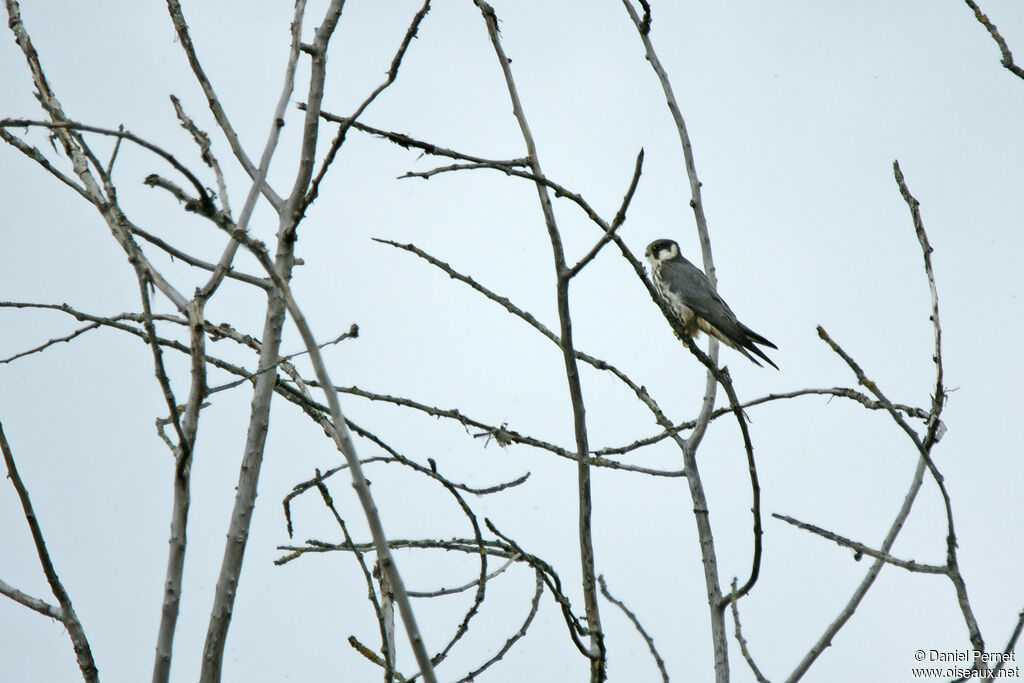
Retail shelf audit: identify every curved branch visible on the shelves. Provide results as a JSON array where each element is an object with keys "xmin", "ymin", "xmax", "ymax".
[{"xmin": 0, "ymin": 422, "xmax": 98, "ymax": 682}]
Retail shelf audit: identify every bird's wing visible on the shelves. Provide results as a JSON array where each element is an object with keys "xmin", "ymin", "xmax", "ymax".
[
  {"xmin": 659, "ymin": 259, "xmax": 746, "ymax": 342},
  {"xmin": 660, "ymin": 258, "xmax": 779, "ymax": 369}
]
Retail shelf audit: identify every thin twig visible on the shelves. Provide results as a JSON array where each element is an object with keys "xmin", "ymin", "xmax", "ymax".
[
  {"xmin": 985, "ymin": 610, "xmax": 1024, "ymax": 677},
  {"xmin": 276, "ymin": 537, "xmax": 516, "ymax": 566},
  {"xmin": 772, "ymin": 513, "xmax": 945, "ymax": 573},
  {"xmin": 407, "ymin": 557, "xmax": 518, "ymax": 598},
  {"xmin": 128, "ymin": 223, "xmax": 271, "ymax": 290},
  {"xmin": 963, "ymin": 0, "xmax": 1024, "ymax": 80},
  {"xmin": 566, "ymin": 149, "xmax": 644, "ymax": 279},
  {"xmin": 454, "ymin": 570, "xmax": 544, "ymax": 683},
  {"xmin": 206, "ymin": 324, "xmax": 358, "ymax": 397},
  {"xmin": 313, "ymin": 472, "xmax": 396, "ymax": 680},
  {"xmin": 0, "ymin": 127, "xmax": 89, "ymax": 199},
  {"xmin": 310, "ymin": 107, "xmax": 530, "ymax": 169},
  {"xmin": 592, "ymin": 386, "xmax": 928, "ymax": 457},
  {"xmin": 196, "ymin": 0, "xmax": 309, "ymax": 303},
  {"xmin": 0, "ymin": 321, "xmax": 101, "ymax": 363},
  {"xmin": 170, "ymin": 95, "xmax": 231, "ymax": 215},
  {"xmin": 893, "ymin": 161, "xmax": 946, "ymax": 446},
  {"xmin": 104, "ymin": 124, "xmax": 124, "ymax": 175},
  {"xmin": 598, "ymin": 575, "xmax": 669, "ymax": 683},
  {"xmin": 728, "ymin": 578, "xmax": 770, "ymax": 683}
]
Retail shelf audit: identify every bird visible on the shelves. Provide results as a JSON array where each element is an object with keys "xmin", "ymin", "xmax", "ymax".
[{"xmin": 645, "ymin": 238, "xmax": 778, "ymax": 369}]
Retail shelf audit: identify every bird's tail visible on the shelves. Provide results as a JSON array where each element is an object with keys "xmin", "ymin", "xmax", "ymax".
[{"xmin": 740, "ymin": 323, "xmax": 778, "ymax": 350}]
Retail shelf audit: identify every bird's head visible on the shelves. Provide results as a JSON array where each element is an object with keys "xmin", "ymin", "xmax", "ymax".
[{"xmin": 645, "ymin": 239, "xmax": 680, "ymax": 266}]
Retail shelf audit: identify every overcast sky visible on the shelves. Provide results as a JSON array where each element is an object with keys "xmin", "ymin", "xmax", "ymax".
[{"xmin": 2, "ymin": 1, "xmax": 1023, "ymax": 681}]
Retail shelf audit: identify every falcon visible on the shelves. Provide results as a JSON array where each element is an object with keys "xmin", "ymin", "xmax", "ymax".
[{"xmin": 645, "ymin": 238, "xmax": 778, "ymax": 369}]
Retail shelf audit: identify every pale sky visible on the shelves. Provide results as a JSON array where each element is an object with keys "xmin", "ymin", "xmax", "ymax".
[{"xmin": 2, "ymin": 2, "xmax": 1023, "ymax": 681}]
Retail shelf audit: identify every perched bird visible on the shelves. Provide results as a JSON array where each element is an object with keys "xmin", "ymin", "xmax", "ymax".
[{"xmin": 645, "ymin": 238, "xmax": 778, "ymax": 369}]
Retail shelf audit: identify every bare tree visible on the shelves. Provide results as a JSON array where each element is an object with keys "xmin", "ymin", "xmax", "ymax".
[{"xmin": 2, "ymin": 1, "xmax": 1021, "ymax": 681}]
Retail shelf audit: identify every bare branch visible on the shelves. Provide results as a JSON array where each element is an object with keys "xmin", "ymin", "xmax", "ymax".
[
  {"xmin": 0, "ymin": 321, "xmax": 102, "ymax": 364},
  {"xmin": 165, "ymin": 0, "xmax": 284, "ymax": 209},
  {"xmin": 0, "ymin": 118, "xmax": 213, "ymax": 208},
  {"xmin": 772, "ymin": 513, "xmax": 945, "ymax": 573},
  {"xmin": 170, "ymin": 95, "xmax": 231, "ymax": 215},
  {"xmin": 0, "ymin": 577, "xmax": 61, "ymax": 620},
  {"xmin": 893, "ymin": 161, "xmax": 946, "ymax": 446},
  {"xmin": 0, "ymin": 421, "xmax": 98, "ymax": 682},
  {"xmin": 474, "ymin": 7, "xmax": 610, "ymax": 674},
  {"xmin": 4, "ymin": 5, "xmax": 196, "ymax": 315},
  {"xmin": 620, "ymin": 3, "xmax": 741, "ymax": 675},
  {"xmin": 128, "ymin": 223, "xmax": 271, "ymax": 290},
  {"xmin": 349, "ymin": 635, "xmax": 407, "ymax": 682},
  {"xmin": 103, "ymin": 124, "xmax": 125, "ymax": 174},
  {"xmin": 307, "ymin": 422, "xmax": 489, "ymax": 674},
  {"xmin": 310, "ymin": 107, "xmax": 529, "ymax": 168},
  {"xmin": 136, "ymin": 277, "xmax": 188, "ymax": 452},
  {"xmin": 398, "ymin": 159, "xmax": 626, "ymax": 245},
  {"xmin": 0, "ymin": 127, "xmax": 89, "ymax": 199},
  {"xmin": 313, "ymin": 473, "xmax": 396, "ymax": 680},
  {"xmin": 303, "ymin": 0, "xmax": 432, "ymax": 212},
  {"xmin": 408, "ymin": 556, "xmax": 518, "ymax": 599},
  {"xmin": 151, "ymin": 296, "xmax": 207, "ymax": 683},
  {"xmin": 963, "ymin": 0, "xmax": 1024, "ymax": 80},
  {"xmin": 485, "ymin": 520, "xmax": 594, "ymax": 658},
  {"xmin": 817, "ymin": 327, "xmax": 924, "ymax": 449},
  {"xmin": 369, "ymin": 239, "xmax": 688, "ymax": 475},
  {"xmin": 728, "ymin": 579, "xmax": 770, "ymax": 683},
  {"xmin": 893, "ymin": 162, "xmax": 983, "ymax": 659},
  {"xmin": 792, "ymin": 309, "xmax": 953, "ymax": 679},
  {"xmin": 332, "ymin": 382, "xmax": 685, "ymax": 476},
  {"xmin": 194, "ymin": 2, "xmax": 439, "ymax": 679},
  {"xmin": 566, "ymin": 149, "xmax": 644, "ymax": 279},
  {"xmin": 143, "ymin": 173, "xmax": 192, "ymax": 203},
  {"xmin": 598, "ymin": 575, "xmax": 669, "ymax": 683},
  {"xmin": 276, "ymin": 537, "xmax": 516, "ymax": 566},
  {"xmin": 621, "ymin": 0, "xmax": 720, "ymax": 441},
  {"xmin": 454, "ymin": 570, "xmax": 544, "ymax": 683},
  {"xmin": 284, "ymin": 413, "xmax": 532, "ymax": 507},
  {"xmin": 592, "ymin": 386, "xmax": 929, "ymax": 457},
  {"xmin": 279, "ymin": 1, "xmax": 342, "ymax": 239},
  {"xmin": 989, "ymin": 610, "xmax": 1024, "ymax": 676},
  {"xmin": 787, "ymin": 159, "xmax": 965, "ymax": 677},
  {"xmin": 205, "ymin": 335, "xmax": 355, "ymax": 399},
  {"xmin": 785, "ymin": 453, "xmax": 928, "ymax": 682},
  {"xmin": 204, "ymin": 150, "xmax": 440, "ymax": 683}
]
